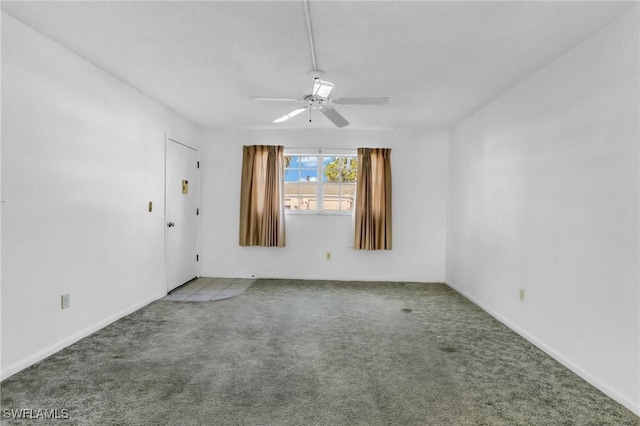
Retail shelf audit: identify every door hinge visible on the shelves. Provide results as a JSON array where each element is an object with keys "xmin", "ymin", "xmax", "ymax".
[
  {"xmin": 197, "ymin": 161, "xmax": 200, "ymax": 169},
  {"xmin": 196, "ymin": 208, "xmax": 199, "ymax": 215},
  {"xmin": 196, "ymin": 254, "xmax": 199, "ymax": 262}
]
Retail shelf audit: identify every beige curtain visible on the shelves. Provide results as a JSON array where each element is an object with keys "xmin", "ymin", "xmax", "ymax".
[
  {"xmin": 239, "ymin": 145, "xmax": 286, "ymax": 247},
  {"xmin": 354, "ymin": 148, "xmax": 392, "ymax": 250}
]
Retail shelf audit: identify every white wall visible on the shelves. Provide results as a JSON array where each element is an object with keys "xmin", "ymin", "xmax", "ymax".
[
  {"xmin": 198, "ymin": 128, "xmax": 448, "ymax": 282},
  {"xmin": 446, "ymin": 6, "xmax": 639, "ymax": 414},
  {"xmin": 1, "ymin": 13, "xmax": 200, "ymax": 379}
]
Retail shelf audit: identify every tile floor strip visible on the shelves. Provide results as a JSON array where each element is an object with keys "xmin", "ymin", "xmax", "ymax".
[{"xmin": 163, "ymin": 278, "xmax": 253, "ymax": 302}]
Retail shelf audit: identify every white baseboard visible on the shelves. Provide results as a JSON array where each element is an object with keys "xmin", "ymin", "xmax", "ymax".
[
  {"xmin": 1, "ymin": 291, "xmax": 166, "ymax": 381},
  {"xmin": 444, "ymin": 279, "xmax": 639, "ymax": 417}
]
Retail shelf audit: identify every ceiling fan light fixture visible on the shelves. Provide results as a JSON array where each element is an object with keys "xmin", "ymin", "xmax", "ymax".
[
  {"xmin": 273, "ymin": 107, "xmax": 307, "ymax": 123},
  {"xmin": 254, "ymin": 76, "xmax": 388, "ymax": 128},
  {"xmin": 312, "ymin": 79, "xmax": 334, "ymax": 99}
]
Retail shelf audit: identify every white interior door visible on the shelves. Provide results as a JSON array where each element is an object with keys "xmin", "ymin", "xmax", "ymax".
[{"xmin": 166, "ymin": 137, "xmax": 198, "ymax": 292}]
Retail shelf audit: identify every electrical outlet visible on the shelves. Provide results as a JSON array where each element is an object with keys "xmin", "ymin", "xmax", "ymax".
[
  {"xmin": 61, "ymin": 294, "xmax": 70, "ymax": 309},
  {"xmin": 326, "ymin": 252, "xmax": 332, "ymax": 260},
  {"xmin": 519, "ymin": 289, "xmax": 525, "ymax": 302}
]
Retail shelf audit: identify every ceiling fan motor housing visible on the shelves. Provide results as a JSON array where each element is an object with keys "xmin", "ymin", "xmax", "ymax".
[{"xmin": 303, "ymin": 94, "xmax": 328, "ymax": 109}]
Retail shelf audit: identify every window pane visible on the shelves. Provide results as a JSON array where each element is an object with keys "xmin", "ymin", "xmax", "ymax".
[
  {"xmin": 299, "ymin": 182, "xmax": 316, "ymax": 195},
  {"xmin": 285, "ymin": 169, "xmax": 300, "ymax": 182},
  {"xmin": 342, "ymin": 157, "xmax": 357, "ymax": 182},
  {"xmin": 299, "ymin": 171, "xmax": 317, "ymax": 182},
  {"xmin": 284, "ymin": 196, "xmax": 299, "ymax": 210},
  {"xmin": 340, "ymin": 184, "xmax": 356, "ymax": 211},
  {"xmin": 299, "ymin": 156, "xmax": 318, "ymax": 168},
  {"xmin": 323, "ymin": 156, "xmax": 341, "ymax": 183},
  {"xmin": 323, "ymin": 156, "xmax": 358, "ymax": 184},
  {"xmin": 284, "ymin": 182, "xmax": 300, "ymax": 211},
  {"xmin": 284, "ymin": 156, "xmax": 300, "ymax": 182},
  {"xmin": 323, "ymin": 182, "xmax": 341, "ymax": 211},
  {"xmin": 286, "ymin": 156, "xmax": 317, "ymax": 182},
  {"xmin": 299, "ymin": 182, "xmax": 317, "ymax": 211},
  {"xmin": 284, "ymin": 182, "xmax": 300, "ymax": 195},
  {"xmin": 300, "ymin": 196, "xmax": 316, "ymax": 211},
  {"xmin": 322, "ymin": 156, "xmax": 335, "ymax": 183}
]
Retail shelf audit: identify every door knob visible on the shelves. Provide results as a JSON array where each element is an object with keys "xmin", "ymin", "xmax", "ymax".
[{"xmin": 167, "ymin": 222, "xmax": 175, "ymax": 227}]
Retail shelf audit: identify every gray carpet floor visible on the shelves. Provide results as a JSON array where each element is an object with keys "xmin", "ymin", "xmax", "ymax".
[{"xmin": 1, "ymin": 279, "xmax": 638, "ymax": 425}]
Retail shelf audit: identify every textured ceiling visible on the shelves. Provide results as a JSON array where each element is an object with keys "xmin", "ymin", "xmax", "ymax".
[{"xmin": 2, "ymin": 1, "xmax": 636, "ymax": 130}]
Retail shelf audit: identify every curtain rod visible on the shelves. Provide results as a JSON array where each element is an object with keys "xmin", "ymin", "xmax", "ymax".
[{"xmin": 284, "ymin": 147, "xmax": 357, "ymax": 153}]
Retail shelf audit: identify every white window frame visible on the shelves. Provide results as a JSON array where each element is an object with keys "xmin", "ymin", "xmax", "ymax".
[{"xmin": 284, "ymin": 148, "xmax": 357, "ymax": 215}]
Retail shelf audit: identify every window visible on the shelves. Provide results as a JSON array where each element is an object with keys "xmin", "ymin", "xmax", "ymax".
[{"xmin": 284, "ymin": 150, "xmax": 357, "ymax": 214}]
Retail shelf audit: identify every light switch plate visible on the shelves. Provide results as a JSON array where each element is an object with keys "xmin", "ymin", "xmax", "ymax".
[{"xmin": 61, "ymin": 294, "xmax": 70, "ymax": 309}]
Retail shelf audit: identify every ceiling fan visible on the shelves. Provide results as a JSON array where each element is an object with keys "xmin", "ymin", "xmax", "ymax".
[{"xmin": 252, "ymin": 74, "xmax": 388, "ymax": 128}]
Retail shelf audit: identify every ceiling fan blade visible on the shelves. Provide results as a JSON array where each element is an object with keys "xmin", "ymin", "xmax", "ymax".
[
  {"xmin": 332, "ymin": 97, "xmax": 389, "ymax": 105},
  {"xmin": 312, "ymin": 79, "xmax": 334, "ymax": 99},
  {"xmin": 251, "ymin": 96, "xmax": 300, "ymax": 102},
  {"xmin": 273, "ymin": 107, "xmax": 308, "ymax": 123},
  {"xmin": 321, "ymin": 107, "xmax": 349, "ymax": 128}
]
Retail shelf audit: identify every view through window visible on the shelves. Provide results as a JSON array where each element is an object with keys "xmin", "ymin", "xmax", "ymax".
[{"xmin": 284, "ymin": 153, "xmax": 357, "ymax": 214}]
